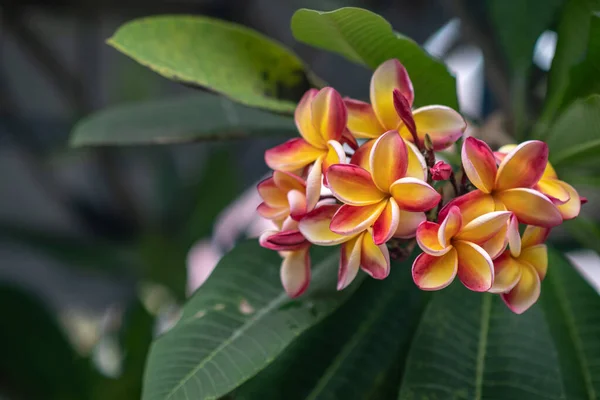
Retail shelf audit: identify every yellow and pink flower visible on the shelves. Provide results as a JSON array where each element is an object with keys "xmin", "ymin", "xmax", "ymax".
[
  {"xmin": 257, "ymin": 170, "xmax": 309, "ymax": 227},
  {"xmin": 490, "ymin": 216, "xmax": 550, "ymax": 314},
  {"xmin": 412, "ymin": 206, "xmax": 512, "ymax": 292},
  {"xmin": 326, "ymin": 130, "xmax": 440, "ymax": 245},
  {"xmin": 441, "ymin": 137, "xmax": 562, "ymax": 227},
  {"xmin": 264, "ymin": 87, "xmax": 347, "ymax": 209},
  {"xmin": 344, "ymin": 59, "xmax": 466, "ymax": 150}
]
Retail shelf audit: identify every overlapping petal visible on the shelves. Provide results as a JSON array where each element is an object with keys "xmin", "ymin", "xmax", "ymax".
[
  {"xmin": 494, "ymin": 188, "xmax": 562, "ymax": 227},
  {"xmin": 406, "ymin": 141, "xmax": 428, "ymax": 180},
  {"xmin": 294, "ymin": 89, "xmax": 320, "ymax": 148},
  {"xmin": 330, "ymin": 201, "xmax": 387, "ymax": 236},
  {"xmin": 501, "ymin": 263, "xmax": 540, "ymax": 314},
  {"xmin": 338, "ymin": 233, "xmax": 363, "ymax": 290},
  {"xmin": 259, "ymin": 230, "xmax": 307, "ymax": 251},
  {"xmin": 481, "ymin": 224, "xmax": 508, "ymax": 260},
  {"xmin": 489, "ymin": 251, "xmax": 521, "ymax": 293},
  {"xmin": 344, "ymin": 99, "xmax": 382, "ymax": 139},
  {"xmin": 454, "ymin": 240, "xmax": 494, "ymax": 292},
  {"xmin": 416, "ymin": 221, "xmax": 451, "ymax": 256},
  {"xmin": 439, "ymin": 190, "xmax": 495, "ymax": 225},
  {"xmin": 438, "ymin": 206, "xmax": 462, "ymax": 247},
  {"xmin": 495, "ymin": 141, "xmax": 548, "ymax": 191},
  {"xmin": 462, "ymin": 137, "xmax": 497, "ymax": 193},
  {"xmin": 327, "ymin": 164, "xmax": 385, "ymax": 205},
  {"xmin": 265, "ymin": 138, "xmax": 322, "ymax": 171},
  {"xmin": 257, "ymin": 202, "xmax": 288, "ymax": 220},
  {"xmin": 372, "ymin": 198, "xmax": 400, "ymax": 245},
  {"xmin": 389, "ymin": 177, "xmax": 441, "ymax": 212},
  {"xmin": 370, "ymin": 130, "xmax": 408, "ymax": 191},
  {"xmin": 507, "ymin": 214, "xmax": 521, "ymax": 257},
  {"xmin": 455, "ymin": 211, "xmax": 511, "ymax": 244},
  {"xmin": 556, "ymin": 181, "xmax": 581, "ymax": 220},
  {"xmin": 370, "ymin": 59, "xmax": 413, "ymax": 129},
  {"xmin": 298, "ymin": 205, "xmax": 349, "ymax": 246},
  {"xmin": 399, "ymin": 105, "xmax": 466, "ymax": 150},
  {"xmin": 305, "ymin": 156, "xmax": 323, "ymax": 212},
  {"xmin": 536, "ymin": 179, "xmax": 570, "ymax": 205},
  {"xmin": 311, "ymin": 87, "xmax": 347, "ymax": 143},
  {"xmin": 350, "ymin": 139, "xmax": 375, "ymax": 172},
  {"xmin": 394, "ymin": 210, "xmax": 427, "ymax": 238},
  {"xmin": 521, "ymin": 225, "xmax": 550, "ymax": 248},
  {"xmin": 519, "ymin": 244, "xmax": 548, "ymax": 280},
  {"xmin": 361, "ymin": 231, "xmax": 390, "ymax": 279},
  {"xmin": 257, "ymin": 177, "xmax": 287, "ymax": 206},
  {"xmin": 280, "ymin": 248, "xmax": 311, "ymax": 298},
  {"xmin": 412, "ymin": 248, "xmax": 458, "ymax": 290},
  {"xmin": 287, "ymin": 190, "xmax": 307, "ymax": 221}
]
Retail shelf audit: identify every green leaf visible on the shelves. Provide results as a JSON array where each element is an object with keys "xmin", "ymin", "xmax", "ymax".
[
  {"xmin": 235, "ymin": 255, "xmax": 428, "ymax": 400},
  {"xmin": 540, "ymin": 249, "xmax": 600, "ymax": 398},
  {"xmin": 545, "ymin": 94, "xmax": 600, "ymax": 168},
  {"xmin": 107, "ymin": 16, "xmax": 314, "ymax": 114},
  {"xmin": 398, "ymin": 283, "xmax": 565, "ymax": 399},
  {"xmin": 71, "ymin": 94, "xmax": 296, "ymax": 147},
  {"xmin": 142, "ymin": 241, "xmax": 357, "ymax": 400},
  {"xmin": 536, "ymin": 0, "xmax": 600, "ymax": 134},
  {"xmin": 0, "ymin": 285, "xmax": 91, "ymax": 400},
  {"xmin": 487, "ymin": 0, "xmax": 564, "ymax": 73},
  {"xmin": 290, "ymin": 7, "xmax": 458, "ymax": 109}
]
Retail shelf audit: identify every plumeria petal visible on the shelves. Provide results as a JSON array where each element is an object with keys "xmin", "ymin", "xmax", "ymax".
[
  {"xmin": 461, "ymin": 137, "xmax": 497, "ymax": 193},
  {"xmin": 373, "ymin": 198, "xmax": 400, "ymax": 245},
  {"xmin": 438, "ymin": 206, "xmax": 462, "ymax": 247},
  {"xmin": 305, "ymin": 156, "xmax": 323, "ymax": 212},
  {"xmin": 350, "ymin": 139, "xmax": 375, "ymax": 172},
  {"xmin": 281, "ymin": 216, "xmax": 299, "ymax": 231},
  {"xmin": 287, "ymin": 190, "xmax": 307, "ymax": 221},
  {"xmin": 495, "ymin": 140, "xmax": 548, "ymax": 191},
  {"xmin": 298, "ymin": 204, "xmax": 350, "ymax": 246},
  {"xmin": 406, "ymin": 141, "xmax": 428, "ymax": 180},
  {"xmin": 361, "ymin": 230, "xmax": 390, "ymax": 279},
  {"xmin": 542, "ymin": 161, "xmax": 559, "ymax": 180},
  {"xmin": 495, "ymin": 188, "xmax": 562, "ymax": 227},
  {"xmin": 521, "ymin": 225, "xmax": 550, "ymax": 248},
  {"xmin": 257, "ymin": 176, "xmax": 287, "ymax": 206},
  {"xmin": 454, "ymin": 240, "xmax": 494, "ymax": 292},
  {"xmin": 412, "ymin": 248, "xmax": 458, "ymax": 290},
  {"xmin": 439, "ymin": 190, "xmax": 496, "ymax": 225},
  {"xmin": 259, "ymin": 230, "xmax": 307, "ymax": 251},
  {"xmin": 519, "ymin": 244, "xmax": 548, "ymax": 280},
  {"xmin": 556, "ymin": 181, "xmax": 581, "ymax": 220},
  {"xmin": 389, "ymin": 177, "xmax": 441, "ymax": 212},
  {"xmin": 370, "ymin": 59, "xmax": 414, "ymax": 129},
  {"xmin": 489, "ymin": 251, "xmax": 522, "ymax": 293},
  {"xmin": 341, "ymin": 128, "xmax": 359, "ymax": 150},
  {"xmin": 394, "ymin": 210, "xmax": 427, "ymax": 238},
  {"xmin": 416, "ymin": 221, "xmax": 451, "ymax": 256},
  {"xmin": 370, "ymin": 130, "xmax": 409, "ymax": 192},
  {"xmin": 295, "ymin": 89, "xmax": 321, "ymax": 148},
  {"xmin": 481, "ymin": 223, "xmax": 509, "ymax": 260},
  {"xmin": 338, "ymin": 233, "xmax": 363, "ymax": 290},
  {"xmin": 503, "ymin": 214, "xmax": 519, "ymax": 258},
  {"xmin": 265, "ymin": 138, "xmax": 322, "ymax": 171},
  {"xmin": 322, "ymin": 140, "xmax": 346, "ymax": 173},
  {"xmin": 399, "ymin": 105, "xmax": 466, "ymax": 150},
  {"xmin": 501, "ymin": 262, "xmax": 540, "ymax": 314},
  {"xmin": 393, "ymin": 89, "xmax": 417, "ymax": 143},
  {"xmin": 257, "ymin": 202, "xmax": 288, "ymax": 220},
  {"xmin": 311, "ymin": 87, "xmax": 347, "ymax": 143},
  {"xmin": 273, "ymin": 170, "xmax": 305, "ymax": 191},
  {"xmin": 536, "ymin": 179, "xmax": 570, "ymax": 205},
  {"xmin": 327, "ymin": 164, "xmax": 386, "ymax": 206},
  {"xmin": 280, "ymin": 247, "xmax": 311, "ymax": 298},
  {"xmin": 344, "ymin": 99, "xmax": 383, "ymax": 139},
  {"xmin": 455, "ymin": 211, "xmax": 512, "ymax": 244},
  {"xmin": 330, "ymin": 201, "xmax": 387, "ymax": 236}
]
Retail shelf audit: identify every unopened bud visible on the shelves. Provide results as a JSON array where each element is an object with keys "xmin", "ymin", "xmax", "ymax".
[{"xmin": 430, "ymin": 161, "xmax": 453, "ymax": 181}]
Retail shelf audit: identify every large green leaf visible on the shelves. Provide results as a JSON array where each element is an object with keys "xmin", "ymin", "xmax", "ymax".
[
  {"xmin": 398, "ymin": 283, "xmax": 565, "ymax": 399},
  {"xmin": 71, "ymin": 94, "xmax": 296, "ymax": 147},
  {"xmin": 290, "ymin": 7, "xmax": 458, "ymax": 109},
  {"xmin": 108, "ymin": 16, "xmax": 315, "ymax": 114},
  {"xmin": 0, "ymin": 285, "xmax": 91, "ymax": 400},
  {"xmin": 235, "ymin": 255, "xmax": 428, "ymax": 400},
  {"xmin": 540, "ymin": 249, "xmax": 600, "ymax": 398},
  {"xmin": 142, "ymin": 241, "xmax": 357, "ymax": 400},
  {"xmin": 545, "ymin": 94, "xmax": 600, "ymax": 168},
  {"xmin": 536, "ymin": 0, "xmax": 600, "ymax": 134}
]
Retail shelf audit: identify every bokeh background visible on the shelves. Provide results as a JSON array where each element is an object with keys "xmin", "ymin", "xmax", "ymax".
[{"xmin": 1, "ymin": 0, "xmax": 598, "ymax": 399}]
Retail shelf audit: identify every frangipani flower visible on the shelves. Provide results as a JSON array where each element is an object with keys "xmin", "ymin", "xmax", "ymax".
[
  {"xmin": 265, "ymin": 87, "xmax": 347, "ymax": 209},
  {"xmin": 442, "ymin": 137, "xmax": 562, "ymax": 227},
  {"xmin": 497, "ymin": 144, "xmax": 581, "ymax": 220},
  {"xmin": 344, "ymin": 59, "xmax": 466, "ymax": 150},
  {"xmin": 326, "ymin": 131, "xmax": 440, "ymax": 245},
  {"xmin": 413, "ymin": 206, "xmax": 512, "ymax": 292},
  {"xmin": 257, "ymin": 170, "xmax": 308, "ymax": 226},
  {"xmin": 491, "ymin": 216, "xmax": 549, "ymax": 314},
  {"xmin": 298, "ymin": 205, "xmax": 390, "ymax": 289}
]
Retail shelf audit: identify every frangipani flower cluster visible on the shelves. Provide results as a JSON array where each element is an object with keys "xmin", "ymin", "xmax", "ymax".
[{"xmin": 257, "ymin": 58, "xmax": 582, "ymax": 314}]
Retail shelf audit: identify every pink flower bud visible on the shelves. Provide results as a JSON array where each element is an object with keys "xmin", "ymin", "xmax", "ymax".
[{"xmin": 430, "ymin": 161, "xmax": 453, "ymax": 181}]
